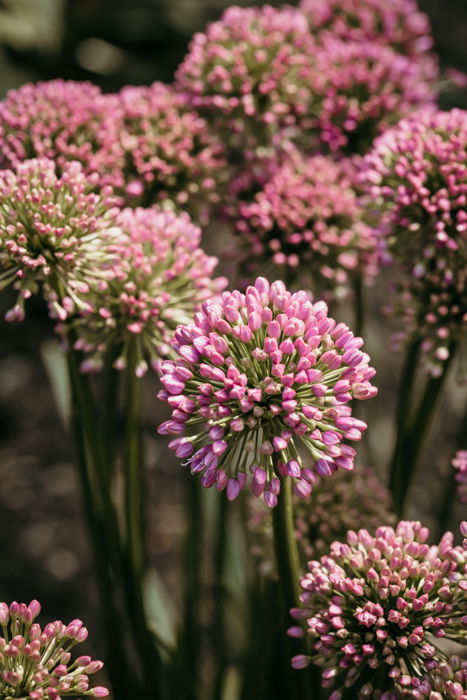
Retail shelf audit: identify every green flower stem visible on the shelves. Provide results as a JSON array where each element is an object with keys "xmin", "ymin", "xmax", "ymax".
[
  {"xmin": 388, "ymin": 339, "xmax": 421, "ymax": 513},
  {"xmin": 438, "ymin": 398, "xmax": 467, "ymax": 536},
  {"xmin": 212, "ymin": 496, "xmax": 228, "ymax": 700},
  {"xmin": 392, "ymin": 343, "xmax": 456, "ymax": 517}
]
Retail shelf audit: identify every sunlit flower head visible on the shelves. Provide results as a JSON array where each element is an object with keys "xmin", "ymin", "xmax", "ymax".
[
  {"xmin": 361, "ymin": 108, "xmax": 467, "ymax": 374},
  {"xmin": 227, "ymin": 148, "xmax": 377, "ymax": 296},
  {"xmin": 0, "ymin": 158, "xmax": 119, "ymax": 322},
  {"xmin": 289, "ymin": 521, "xmax": 467, "ymax": 697},
  {"xmin": 0, "ymin": 599, "xmax": 108, "ymax": 698},
  {"xmin": 158, "ymin": 277, "xmax": 377, "ymax": 506},
  {"xmin": 308, "ymin": 38, "xmax": 435, "ymax": 155},
  {"xmin": 117, "ymin": 82, "xmax": 227, "ymax": 216},
  {"xmin": 0, "ymin": 80, "xmax": 124, "ymax": 191},
  {"xmin": 175, "ymin": 5, "xmax": 316, "ymax": 152},
  {"xmin": 72, "ymin": 207, "xmax": 226, "ymax": 376}
]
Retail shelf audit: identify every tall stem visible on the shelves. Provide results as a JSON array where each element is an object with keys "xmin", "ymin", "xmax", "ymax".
[{"xmin": 212, "ymin": 496, "xmax": 228, "ymax": 700}]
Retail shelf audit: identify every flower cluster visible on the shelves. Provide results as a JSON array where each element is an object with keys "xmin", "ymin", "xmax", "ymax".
[
  {"xmin": 309, "ymin": 38, "xmax": 435, "ymax": 154},
  {"xmin": 299, "ymin": 0, "xmax": 435, "ymax": 59},
  {"xmin": 290, "ymin": 521, "xmax": 467, "ymax": 697},
  {"xmin": 175, "ymin": 5, "xmax": 316, "ymax": 151},
  {"xmin": 158, "ymin": 277, "xmax": 377, "ymax": 506},
  {"xmin": 452, "ymin": 451, "xmax": 467, "ymax": 504},
  {"xmin": 117, "ymin": 82, "xmax": 227, "ymax": 215},
  {"xmin": 0, "ymin": 599, "xmax": 108, "ymax": 698},
  {"xmin": 0, "ymin": 158, "xmax": 119, "ymax": 322},
  {"xmin": 0, "ymin": 80, "xmax": 123, "ymax": 191},
  {"xmin": 229, "ymin": 149, "xmax": 377, "ymax": 296},
  {"xmin": 72, "ymin": 207, "xmax": 226, "ymax": 376},
  {"xmin": 249, "ymin": 466, "xmax": 395, "ymax": 576},
  {"xmin": 361, "ymin": 108, "xmax": 467, "ymax": 373}
]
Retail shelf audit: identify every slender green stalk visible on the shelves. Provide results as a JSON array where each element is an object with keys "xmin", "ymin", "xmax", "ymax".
[
  {"xmin": 392, "ymin": 344, "xmax": 456, "ymax": 517},
  {"xmin": 438, "ymin": 399, "xmax": 467, "ymax": 536},
  {"xmin": 212, "ymin": 496, "xmax": 228, "ymax": 700},
  {"xmin": 388, "ymin": 339, "xmax": 421, "ymax": 509}
]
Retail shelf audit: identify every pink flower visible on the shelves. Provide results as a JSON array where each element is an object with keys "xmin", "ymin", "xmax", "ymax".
[
  {"xmin": 290, "ymin": 521, "xmax": 467, "ymax": 697},
  {"xmin": 361, "ymin": 108, "xmax": 467, "ymax": 375},
  {"xmin": 0, "ymin": 599, "xmax": 109, "ymax": 698},
  {"xmin": 452, "ymin": 451, "xmax": 467, "ymax": 504},
  {"xmin": 0, "ymin": 158, "xmax": 119, "ymax": 322},
  {"xmin": 117, "ymin": 82, "xmax": 227, "ymax": 216},
  {"xmin": 226, "ymin": 147, "xmax": 377, "ymax": 296},
  {"xmin": 0, "ymin": 79, "xmax": 124, "ymax": 191},
  {"xmin": 71, "ymin": 207, "xmax": 226, "ymax": 375},
  {"xmin": 158, "ymin": 277, "xmax": 377, "ymax": 505}
]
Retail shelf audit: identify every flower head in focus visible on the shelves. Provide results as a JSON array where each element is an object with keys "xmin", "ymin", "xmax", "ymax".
[
  {"xmin": 290, "ymin": 521, "xmax": 467, "ymax": 697},
  {"xmin": 361, "ymin": 108, "xmax": 467, "ymax": 375},
  {"xmin": 72, "ymin": 207, "xmax": 226, "ymax": 376},
  {"xmin": 309, "ymin": 38, "xmax": 435, "ymax": 154},
  {"xmin": 0, "ymin": 599, "xmax": 108, "ymax": 698},
  {"xmin": 249, "ymin": 466, "xmax": 395, "ymax": 576},
  {"xmin": 117, "ymin": 82, "xmax": 227, "ymax": 216},
  {"xmin": 158, "ymin": 277, "xmax": 377, "ymax": 506},
  {"xmin": 227, "ymin": 148, "xmax": 377, "ymax": 297},
  {"xmin": 0, "ymin": 80, "xmax": 124, "ymax": 191},
  {"xmin": 0, "ymin": 158, "xmax": 119, "ymax": 322},
  {"xmin": 452, "ymin": 451, "xmax": 467, "ymax": 504},
  {"xmin": 175, "ymin": 5, "xmax": 316, "ymax": 152}
]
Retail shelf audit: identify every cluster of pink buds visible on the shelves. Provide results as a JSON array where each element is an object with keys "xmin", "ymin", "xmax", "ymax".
[
  {"xmin": 117, "ymin": 82, "xmax": 227, "ymax": 216},
  {"xmin": 452, "ymin": 451, "xmax": 467, "ymax": 504},
  {"xmin": 299, "ymin": 0, "xmax": 436, "ymax": 61},
  {"xmin": 175, "ymin": 5, "xmax": 317, "ymax": 151},
  {"xmin": 0, "ymin": 158, "xmax": 119, "ymax": 322},
  {"xmin": 249, "ymin": 466, "xmax": 395, "ymax": 576},
  {"xmin": 361, "ymin": 108, "xmax": 467, "ymax": 374},
  {"xmin": 289, "ymin": 521, "xmax": 467, "ymax": 697},
  {"xmin": 158, "ymin": 277, "xmax": 377, "ymax": 506},
  {"xmin": 0, "ymin": 599, "xmax": 108, "ymax": 698},
  {"xmin": 72, "ymin": 207, "xmax": 226, "ymax": 376},
  {"xmin": 0, "ymin": 80, "xmax": 124, "ymax": 192},
  {"xmin": 228, "ymin": 148, "xmax": 377, "ymax": 296},
  {"xmin": 309, "ymin": 37, "xmax": 435, "ymax": 154}
]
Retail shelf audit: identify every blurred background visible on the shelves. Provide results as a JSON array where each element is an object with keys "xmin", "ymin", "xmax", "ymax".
[{"xmin": 0, "ymin": 0, "xmax": 466, "ymax": 688}]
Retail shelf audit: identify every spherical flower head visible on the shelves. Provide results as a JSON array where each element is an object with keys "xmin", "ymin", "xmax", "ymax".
[
  {"xmin": 158, "ymin": 277, "xmax": 377, "ymax": 506},
  {"xmin": 175, "ymin": 5, "xmax": 316, "ymax": 151},
  {"xmin": 290, "ymin": 521, "xmax": 467, "ymax": 697},
  {"xmin": 72, "ymin": 207, "xmax": 227, "ymax": 376},
  {"xmin": 0, "ymin": 599, "xmax": 109, "ymax": 698},
  {"xmin": 0, "ymin": 158, "xmax": 119, "ymax": 322},
  {"xmin": 361, "ymin": 109, "xmax": 467, "ymax": 374},
  {"xmin": 299, "ymin": 0, "xmax": 435, "ymax": 60},
  {"xmin": 249, "ymin": 466, "xmax": 395, "ymax": 576},
  {"xmin": 452, "ymin": 451, "xmax": 467, "ymax": 505},
  {"xmin": 117, "ymin": 82, "xmax": 227, "ymax": 216},
  {"xmin": 228, "ymin": 148, "xmax": 377, "ymax": 297},
  {"xmin": 0, "ymin": 80, "xmax": 124, "ymax": 191},
  {"xmin": 309, "ymin": 38, "xmax": 435, "ymax": 155}
]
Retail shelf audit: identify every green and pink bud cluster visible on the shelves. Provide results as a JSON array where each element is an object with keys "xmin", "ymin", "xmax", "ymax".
[
  {"xmin": 71, "ymin": 206, "xmax": 226, "ymax": 376},
  {"xmin": 158, "ymin": 277, "xmax": 377, "ymax": 506},
  {"xmin": 0, "ymin": 158, "xmax": 119, "ymax": 323},
  {"xmin": 0, "ymin": 600, "xmax": 108, "ymax": 699},
  {"xmin": 289, "ymin": 521, "xmax": 467, "ymax": 697}
]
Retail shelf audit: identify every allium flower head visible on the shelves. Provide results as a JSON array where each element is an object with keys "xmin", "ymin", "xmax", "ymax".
[
  {"xmin": 0, "ymin": 80, "xmax": 123, "ymax": 191},
  {"xmin": 117, "ymin": 82, "xmax": 227, "ymax": 215},
  {"xmin": 361, "ymin": 109, "xmax": 467, "ymax": 373},
  {"xmin": 452, "ymin": 451, "xmax": 467, "ymax": 504},
  {"xmin": 290, "ymin": 521, "xmax": 467, "ymax": 697},
  {"xmin": 299, "ymin": 0, "xmax": 435, "ymax": 59},
  {"xmin": 72, "ymin": 207, "xmax": 226, "ymax": 376},
  {"xmin": 309, "ymin": 38, "xmax": 435, "ymax": 154},
  {"xmin": 175, "ymin": 5, "xmax": 316, "ymax": 150},
  {"xmin": 249, "ymin": 467, "xmax": 395, "ymax": 576},
  {"xmin": 0, "ymin": 599, "xmax": 108, "ymax": 698},
  {"xmin": 158, "ymin": 277, "xmax": 377, "ymax": 506},
  {"xmin": 229, "ymin": 149, "xmax": 377, "ymax": 296},
  {"xmin": 0, "ymin": 158, "xmax": 119, "ymax": 322}
]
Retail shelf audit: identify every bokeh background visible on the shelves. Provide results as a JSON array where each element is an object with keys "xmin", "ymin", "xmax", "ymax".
[{"xmin": 0, "ymin": 0, "xmax": 466, "ymax": 689}]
